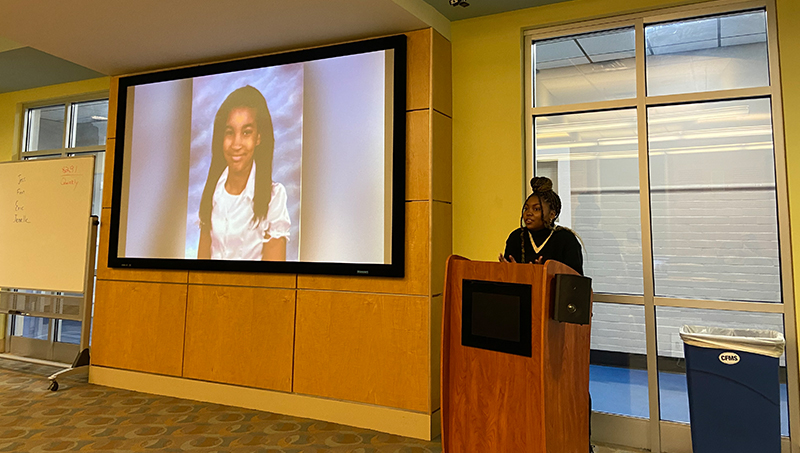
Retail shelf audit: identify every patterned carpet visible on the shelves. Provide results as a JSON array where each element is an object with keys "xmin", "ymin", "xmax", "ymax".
[
  {"xmin": 0, "ymin": 359, "xmax": 639, "ymax": 452},
  {"xmin": 0, "ymin": 359, "xmax": 441, "ymax": 452}
]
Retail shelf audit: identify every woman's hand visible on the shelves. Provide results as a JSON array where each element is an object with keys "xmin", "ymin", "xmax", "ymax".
[
  {"xmin": 498, "ymin": 254, "xmax": 544, "ymax": 264},
  {"xmin": 498, "ymin": 254, "xmax": 516, "ymax": 263}
]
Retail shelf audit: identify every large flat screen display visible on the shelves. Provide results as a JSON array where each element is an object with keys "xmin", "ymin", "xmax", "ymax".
[{"xmin": 108, "ymin": 36, "xmax": 406, "ymax": 276}]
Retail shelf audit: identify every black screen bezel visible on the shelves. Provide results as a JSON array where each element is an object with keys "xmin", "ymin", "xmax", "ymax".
[{"xmin": 107, "ymin": 35, "xmax": 406, "ymax": 277}]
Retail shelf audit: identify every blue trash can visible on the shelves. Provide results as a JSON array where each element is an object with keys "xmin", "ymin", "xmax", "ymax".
[{"xmin": 680, "ymin": 326, "xmax": 785, "ymax": 453}]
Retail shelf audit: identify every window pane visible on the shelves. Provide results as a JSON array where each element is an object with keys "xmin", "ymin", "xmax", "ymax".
[
  {"xmin": 534, "ymin": 28, "xmax": 636, "ymax": 107},
  {"xmin": 646, "ymin": 11, "xmax": 769, "ymax": 97},
  {"xmin": 70, "ymin": 100, "xmax": 109, "ymax": 148},
  {"xmin": 69, "ymin": 152, "xmax": 105, "ymax": 217},
  {"xmin": 648, "ymin": 99, "xmax": 779, "ymax": 302},
  {"xmin": 655, "ymin": 306, "xmax": 788, "ymax": 435},
  {"xmin": 23, "ymin": 154, "xmax": 61, "ymax": 161},
  {"xmin": 25, "ymin": 105, "xmax": 65, "ymax": 152},
  {"xmin": 535, "ymin": 109, "xmax": 643, "ymax": 294},
  {"xmin": 11, "ymin": 315, "xmax": 49, "ymax": 340},
  {"xmin": 56, "ymin": 319, "xmax": 81, "ymax": 344},
  {"xmin": 590, "ymin": 302, "xmax": 649, "ymax": 418}
]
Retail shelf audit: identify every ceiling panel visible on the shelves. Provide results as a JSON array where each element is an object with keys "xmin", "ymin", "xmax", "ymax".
[
  {"xmin": 720, "ymin": 11, "xmax": 767, "ymax": 38},
  {"xmin": 0, "ymin": 0, "xmax": 433, "ymax": 76},
  {"xmin": 0, "ymin": 47, "xmax": 104, "ymax": 93},
  {"xmin": 577, "ymin": 30, "xmax": 635, "ymax": 61},
  {"xmin": 420, "ymin": 0, "xmax": 572, "ymax": 21},
  {"xmin": 0, "ymin": 0, "xmax": 571, "ymax": 93}
]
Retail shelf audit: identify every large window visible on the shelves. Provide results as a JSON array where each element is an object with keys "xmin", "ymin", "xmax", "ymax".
[
  {"xmin": 9, "ymin": 94, "xmax": 107, "ymax": 354},
  {"xmin": 526, "ymin": 2, "xmax": 796, "ymax": 451}
]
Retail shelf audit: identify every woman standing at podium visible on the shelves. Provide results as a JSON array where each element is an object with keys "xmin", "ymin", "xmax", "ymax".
[
  {"xmin": 499, "ymin": 175, "xmax": 592, "ymax": 452},
  {"xmin": 499, "ymin": 176, "xmax": 583, "ymax": 275}
]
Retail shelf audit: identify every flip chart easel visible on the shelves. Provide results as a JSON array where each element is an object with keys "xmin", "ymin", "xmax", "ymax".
[{"xmin": 0, "ymin": 156, "xmax": 97, "ymax": 390}]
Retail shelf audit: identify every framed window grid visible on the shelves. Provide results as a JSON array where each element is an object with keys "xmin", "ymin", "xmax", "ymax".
[{"xmin": 524, "ymin": 1, "xmax": 797, "ymax": 451}]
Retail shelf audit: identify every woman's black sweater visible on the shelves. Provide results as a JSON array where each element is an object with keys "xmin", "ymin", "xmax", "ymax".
[{"xmin": 503, "ymin": 227, "xmax": 584, "ymax": 275}]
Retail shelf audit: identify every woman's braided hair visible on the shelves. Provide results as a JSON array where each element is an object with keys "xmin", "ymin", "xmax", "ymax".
[
  {"xmin": 530, "ymin": 176, "xmax": 561, "ymax": 228},
  {"xmin": 519, "ymin": 176, "xmax": 562, "ymax": 262}
]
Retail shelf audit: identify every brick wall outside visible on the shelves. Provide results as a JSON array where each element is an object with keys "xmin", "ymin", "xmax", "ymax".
[{"xmin": 569, "ymin": 189, "xmax": 786, "ymax": 363}]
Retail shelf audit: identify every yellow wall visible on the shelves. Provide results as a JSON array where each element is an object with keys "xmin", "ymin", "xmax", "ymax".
[
  {"xmin": 777, "ymin": 0, "xmax": 800, "ymax": 339},
  {"xmin": 0, "ymin": 77, "xmax": 110, "ymax": 162}
]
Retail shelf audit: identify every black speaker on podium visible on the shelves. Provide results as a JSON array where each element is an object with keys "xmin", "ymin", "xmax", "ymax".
[{"xmin": 553, "ymin": 274, "xmax": 592, "ymax": 325}]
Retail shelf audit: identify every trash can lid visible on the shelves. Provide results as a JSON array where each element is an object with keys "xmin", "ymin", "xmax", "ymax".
[{"xmin": 679, "ymin": 325, "xmax": 785, "ymax": 358}]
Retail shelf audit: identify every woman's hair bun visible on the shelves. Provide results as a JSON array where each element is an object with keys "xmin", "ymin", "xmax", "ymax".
[{"xmin": 530, "ymin": 176, "xmax": 553, "ymax": 193}]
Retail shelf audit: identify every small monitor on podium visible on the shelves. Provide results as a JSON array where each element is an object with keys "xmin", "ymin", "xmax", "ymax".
[{"xmin": 461, "ymin": 279, "xmax": 532, "ymax": 357}]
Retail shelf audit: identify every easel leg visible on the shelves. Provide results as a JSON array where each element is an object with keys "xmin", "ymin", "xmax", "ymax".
[{"xmin": 47, "ymin": 348, "xmax": 90, "ymax": 391}]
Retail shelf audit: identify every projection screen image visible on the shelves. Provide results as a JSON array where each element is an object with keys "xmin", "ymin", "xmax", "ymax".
[
  {"xmin": 187, "ymin": 66, "xmax": 304, "ymax": 261},
  {"xmin": 115, "ymin": 47, "xmax": 396, "ymax": 267}
]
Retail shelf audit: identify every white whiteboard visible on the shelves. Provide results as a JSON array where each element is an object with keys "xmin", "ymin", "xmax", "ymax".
[{"xmin": 0, "ymin": 156, "xmax": 95, "ymax": 292}]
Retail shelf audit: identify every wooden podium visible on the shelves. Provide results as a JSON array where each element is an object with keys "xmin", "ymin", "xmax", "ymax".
[{"xmin": 441, "ymin": 255, "xmax": 591, "ymax": 452}]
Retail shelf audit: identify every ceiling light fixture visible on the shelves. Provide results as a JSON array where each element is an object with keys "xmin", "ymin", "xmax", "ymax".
[{"xmin": 449, "ymin": 0, "xmax": 469, "ymax": 7}]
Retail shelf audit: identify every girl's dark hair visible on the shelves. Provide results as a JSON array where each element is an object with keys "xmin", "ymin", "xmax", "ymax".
[{"xmin": 199, "ymin": 85, "xmax": 275, "ymax": 230}]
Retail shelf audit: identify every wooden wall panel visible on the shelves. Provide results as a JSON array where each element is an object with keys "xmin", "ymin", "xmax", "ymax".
[
  {"xmin": 188, "ymin": 270, "xmax": 296, "ymax": 289},
  {"xmin": 431, "ymin": 31, "xmax": 452, "ymax": 118},
  {"xmin": 104, "ymin": 76, "xmax": 118, "ymax": 209},
  {"xmin": 102, "ymin": 138, "xmax": 115, "ymax": 209},
  {"xmin": 407, "ymin": 29, "xmax": 432, "ymax": 111},
  {"xmin": 431, "ymin": 111, "xmax": 452, "ymax": 204},
  {"xmin": 297, "ymin": 201, "xmax": 429, "ymax": 295},
  {"xmin": 430, "ymin": 294, "xmax": 442, "ymax": 413},
  {"xmin": 97, "ymin": 208, "xmax": 188, "ymax": 283},
  {"xmin": 407, "ymin": 110, "xmax": 430, "ymax": 201},
  {"xmin": 294, "ymin": 291, "xmax": 430, "ymax": 412},
  {"xmin": 183, "ymin": 285, "xmax": 296, "ymax": 391},
  {"xmin": 106, "ymin": 77, "xmax": 119, "ymax": 140},
  {"xmin": 91, "ymin": 280, "xmax": 187, "ymax": 376},
  {"xmin": 431, "ymin": 201, "xmax": 452, "ymax": 297}
]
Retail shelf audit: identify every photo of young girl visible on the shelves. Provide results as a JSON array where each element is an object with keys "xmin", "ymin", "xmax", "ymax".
[{"xmin": 185, "ymin": 65, "xmax": 303, "ymax": 261}]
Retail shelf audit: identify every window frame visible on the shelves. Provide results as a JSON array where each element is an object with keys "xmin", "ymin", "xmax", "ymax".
[
  {"xmin": 523, "ymin": 1, "xmax": 797, "ymax": 451},
  {"xmin": 7, "ymin": 90, "xmax": 108, "ymax": 358},
  {"xmin": 524, "ymin": 0, "xmax": 787, "ymax": 309},
  {"xmin": 14, "ymin": 90, "xmax": 109, "ymax": 161}
]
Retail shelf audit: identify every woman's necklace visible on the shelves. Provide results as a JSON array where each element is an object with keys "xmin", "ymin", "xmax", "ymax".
[{"xmin": 527, "ymin": 229, "xmax": 554, "ymax": 254}]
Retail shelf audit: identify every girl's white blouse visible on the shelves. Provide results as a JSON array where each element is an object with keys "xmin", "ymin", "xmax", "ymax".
[{"xmin": 210, "ymin": 163, "xmax": 290, "ymax": 260}]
